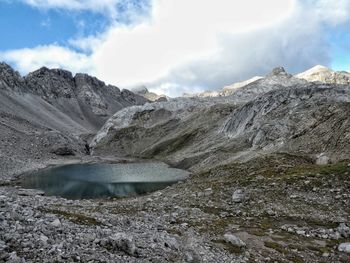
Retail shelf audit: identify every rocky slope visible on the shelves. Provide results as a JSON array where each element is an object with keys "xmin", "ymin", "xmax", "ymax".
[
  {"xmin": 91, "ymin": 67, "xmax": 350, "ymax": 171},
  {"xmin": 131, "ymin": 85, "xmax": 168, "ymax": 102},
  {"xmin": 195, "ymin": 65, "xmax": 350, "ymax": 98},
  {"xmin": 1, "ymin": 64, "xmax": 350, "ymax": 263},
  {"xmin": 296, "ymin": 65, "xmax": 350, "ymax": 85},
  {"xmin": 0, "ymin": 62, "xmax": 148, "ymax": 179}
]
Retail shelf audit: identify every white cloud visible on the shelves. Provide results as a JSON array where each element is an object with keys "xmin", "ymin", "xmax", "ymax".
[
  {"xmin": 91, "ymin": 0, "xmax": 297, "ymax": 90},
  {"xmin": 0, "ymin": 45, "xmax": 94, "ymax": 75},
  {"xmin": 21, "ymin": 0, "xmax": 150, "ymax": 20},
  {"xmin": 2, "ymin": 0, "xmax": 350, "ymax": 97}
]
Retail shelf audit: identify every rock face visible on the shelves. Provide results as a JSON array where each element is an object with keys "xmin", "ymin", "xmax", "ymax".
[
  {"xmin": 0, "ymin": 62, "xmax": 25, "ymax": 92},
  {"xmin": 24, "ymin": 67, "xmax": 148, "ymax": 129},
  {"xmin": 92, "ymin": 67, "xmax": 350, "ymax": 170},
  {"xmin": 220, "ymin": 76, "xmax": 263, "ymax": 96},
  {"xmin": 193, "ymin": 65, "xmax": 350, "ymax": 99},
  {"xmin": 131, "ymin": 85, "xmax": 168, "ymax": 102},
  {"xmin": 0, "ymin": 63, "xmax": 148, "ymax": 179},
  {"xmin": 296, "ymin": 65, "xmax": 350, "ymax": 85},
  {"xmin": 338, "ymin": 243, "xmax": 350, "ymax": 253}
]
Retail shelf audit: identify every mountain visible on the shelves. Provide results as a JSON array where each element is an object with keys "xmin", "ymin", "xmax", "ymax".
[
  {"xmin": 131, "ymin": 85, "xmax": 168, "ymax": 102},
  {"xmin": 91, "ymin": 67, "xmax": 350, "ymax": 171},
  {"xmin": 296, "ymin": 65, "xmax": 350, "ymax": 84},
  {"xmin": 0, "ymin": 63, "xmax": 148, "ymax": 179},
  {"xmin": 1, "ymin": 63, "xmax": 350, "ymax": 262},
  {"xmin": 193, "ymin": 65, "xmax": 350, "ymax": 98},
  {"xmin": 220, "ymin": 76, "xmax": 263, "ymax": 95}
]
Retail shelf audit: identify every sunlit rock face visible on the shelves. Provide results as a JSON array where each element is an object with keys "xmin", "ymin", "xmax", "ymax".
[
  {"xmin": 92, "ymin": 67, "xmax": 350, "ymax": 171},
  {"xmin": 296, "ymin": 65, "xmax": 350, "ymax": 85}
]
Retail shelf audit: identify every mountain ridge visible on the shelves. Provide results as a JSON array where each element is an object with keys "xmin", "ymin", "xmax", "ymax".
[
  {"xmin": 0, "ymin": 62, "xmax": 148, "ymax": 179},
  {"xmin": 91, "ymin": 67, "xmax": 350, "ymax": 171}
]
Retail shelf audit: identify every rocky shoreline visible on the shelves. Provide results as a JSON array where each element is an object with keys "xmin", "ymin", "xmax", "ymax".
[{"xmin": 1, "ymin": 154, "xmax": 350, "ymax": 262}]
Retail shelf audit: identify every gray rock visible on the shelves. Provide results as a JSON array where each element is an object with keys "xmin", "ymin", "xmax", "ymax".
[
  {"xmin": 338, "ymin": 243, "xmax": 350, "ymax": 253},
  {"xmin": 232, "ymin": 189, "xmax": 245, "ymax": 203},
  {"xmin": 337, "ymin": 223, "xmax": 350, "ymax": 238},
  {"xmin": 50, "ymin": 219, "xmax": 61, "ymax": 227},
  {"xmin": 7, "ymin": 252, "xmax": 21, "ymax": 263},
  {"xmin": 108, "ymin": 233, "xmax": 137, "ymax": 256},
  {"xmin": 268, "ymin": 66, "xmax": 290, "ymax": 77},
  {"xmin": 40, "ymin": 234, "xmax": 49, "ymax": 244},
  {"xmin": 0, "ymin": 240, "xmax": 7, "ymax": 252},
  {"xmin": 223, "ymin": 233, "xmax": 246, "ymax": 247},
  {"xmin": 50, "ymin": 146, "xmax": 75, "ymax": 156},
  {"xmin": 316, "ymin": 153, "xmax": 330, "ymax": 165}
]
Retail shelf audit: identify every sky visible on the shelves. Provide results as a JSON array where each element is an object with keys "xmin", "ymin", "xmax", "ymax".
[{"xmin": 0, "ymin": 0, "xmax": 350, "ymax": 96}]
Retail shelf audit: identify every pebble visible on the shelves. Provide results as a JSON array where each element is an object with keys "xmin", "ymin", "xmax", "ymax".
[
  {"xmin": 338, "ymin": 243, "xmax": 350, "ymax": 253},
  {"xmin": 223, "ymin": 233, "xmax": 246, "ymax": 247},
  {"xmin": 40, "ymin": 234, "xmax": 49, "ymax": 244},
  {"xmin": 50, "ymin": 219, "xmax": 61, "ymax": 227},
  {"xmin": 232, "ymin": 189, "xmax": 245, "ymax": 203}
]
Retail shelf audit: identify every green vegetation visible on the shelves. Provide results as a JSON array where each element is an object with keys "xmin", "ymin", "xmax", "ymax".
[{"xmin": 40, "ymin": 208, "xmax": 102, "ymax": 226}]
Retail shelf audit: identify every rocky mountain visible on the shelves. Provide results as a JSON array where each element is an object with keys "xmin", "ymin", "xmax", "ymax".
[
  {"xmin": 131, "ymin": 85, "xmax": 168, "ymax": 102},
  {"xmin": 0, "ymin": 62, "xmax": 148, "ymax": 179},
  {"xmin": 91, "ymin": 67, "xmax": 350, "ymax": 171},
  {"xmin": 194, "ymin": 65, "xmax": 350, "ymax": 98},
  {"xmin": 296, "ymin": 65, "xmax": 350, "ymax": 84},
  {"xmin": 220, "ymin": 76, "xmax": 263, "ymax": 96},
  {"xmin": 1, "ymin": 63, "xmax": 350, "ymax": 262}
]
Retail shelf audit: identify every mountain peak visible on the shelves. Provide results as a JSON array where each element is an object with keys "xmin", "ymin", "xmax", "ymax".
[
  {"xmin": 268, "ymin": 66, "xmax": 293, "ymax": 77},
  {"xmin": 297, "ymin": 65, "xmax": 332, "ymax": 76},
  {"xmin": 0, "ymin": 62, "xmax": 24, "ymax": 91},
  {"xmin": 296, "ymin": 65, "xmax": 350, "ymax": 84}
]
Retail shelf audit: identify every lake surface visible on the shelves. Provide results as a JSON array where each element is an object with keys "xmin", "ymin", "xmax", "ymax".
[{"xmin": 21, "ymin": 162, "xmax": 189, "ymax": 199}]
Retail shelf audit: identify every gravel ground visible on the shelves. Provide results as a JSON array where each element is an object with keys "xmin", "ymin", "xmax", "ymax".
[{"xmin": 1, "ymin": 154, "xmax": 349, "ymax": 262}]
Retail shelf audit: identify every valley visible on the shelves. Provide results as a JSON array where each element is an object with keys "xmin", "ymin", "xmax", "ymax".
[{"xmin": 0, "ymin": 64, "xmax": 349, "ymax": 262}]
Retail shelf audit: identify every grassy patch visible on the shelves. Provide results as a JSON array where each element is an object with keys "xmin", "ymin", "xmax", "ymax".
[
  {"xmin": 264, "ymin": 241, "xmax": 288, "ymax": 254},
  {"xmin": 40, "ymin": 208, "xmax": 103, "ymax": 226},
  {"xmin": 213, "ymin": 239, "xmax": 244, "ymax": 254}
]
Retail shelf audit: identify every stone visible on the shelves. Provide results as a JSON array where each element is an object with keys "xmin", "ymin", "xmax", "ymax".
[
  {"xmin": 268, "ymin": 66, "xmax": 287, "ymax": 76},
  {"xmin": 338, "ymin": 243, "xmax": 350, "ymax": 253},
  {"xmin": 40, "ymin": 234, "xmax": 49, "ymax": 244},
  {"xmin": 316, "ymin": 153, "xmax": 330, "ymax": 165},
  {"xmin": 232, "ymin": 189, "xmax": 245, "ymax": 203},
  {"xmin": 337, "ymin": 223, "xmax": 350, "ymax": 238},
  {"xmin": 50, "ymin": 219, "xmax": 61, "ymax": 227},
  {"xmin": 223, "ymin": 233, "xmax": 246, "ymax": 247},
  {"xmin": 8, "ymin": 252, "xmax": 21, "ymax": 263},
  {"xmin": 0, "ymin": 240, "xmax": 7, "ymax": 252},
  {"xmin": 108, "ymin": 233, "xmax": 137, "ymax": 256},
  {"xmin": 50, "ymin": 146, "xmax": 75, "ymax": 156},
  {"xmin": 0, "ymin": 252, "xmax": 10, "ymax": 260},
  {"xmin": 296, "ymin": 230, "xmax": 306, "ymax": 236},
  {"xmin": 204, "ymin": 188, "xmax": 213, "ymax": 196}
]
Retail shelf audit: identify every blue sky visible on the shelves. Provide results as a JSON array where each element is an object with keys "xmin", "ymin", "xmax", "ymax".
[
  {"xmin": 0, "ymin": 0, "xmax": 349, "ymax": 96},
  {"xmin": 0, "ymin": 2, "xmax": 105, "ymax": 50},
  {"xmin": 329, "ymin": 26, "xmax": 350, "ymax": 71},
  {"xmin": 0, "ymin": 0, "xmax": 149, "ymax": 51}
]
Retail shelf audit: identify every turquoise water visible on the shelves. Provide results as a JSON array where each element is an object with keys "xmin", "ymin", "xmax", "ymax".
[{"xmin": 21, "ymin": 162, "xmax": 188, "ymax": 199}]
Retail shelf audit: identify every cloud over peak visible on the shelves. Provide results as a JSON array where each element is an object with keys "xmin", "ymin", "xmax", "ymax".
[{"xmin": 1, "ymin": 0, "xmax": 350, "ymax": 97}]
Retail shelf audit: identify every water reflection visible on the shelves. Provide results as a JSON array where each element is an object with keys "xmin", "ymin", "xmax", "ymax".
[{"xmin": 21, "ymin": 162, "xmax": 188, "ymax": 199}]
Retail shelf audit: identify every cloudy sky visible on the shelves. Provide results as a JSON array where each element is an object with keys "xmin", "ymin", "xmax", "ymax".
[{"xmin": 0, "ymin": 0, "xmax": 349, "ymax": 96}]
